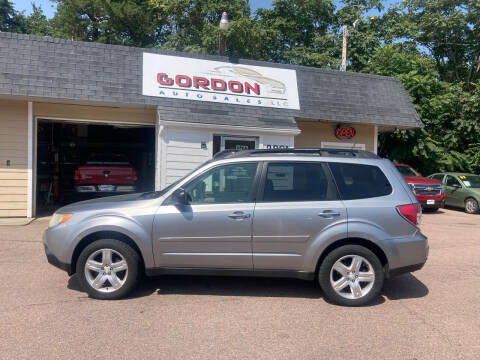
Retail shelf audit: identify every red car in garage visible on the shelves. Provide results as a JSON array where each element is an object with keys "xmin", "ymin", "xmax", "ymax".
[
  {"xmin": 394, "ymin": 163, "xmax": 445, "ymax": 211},
  {"xmin": 74, "ymin": 154, "xmax": 138, "ymax": 194}
]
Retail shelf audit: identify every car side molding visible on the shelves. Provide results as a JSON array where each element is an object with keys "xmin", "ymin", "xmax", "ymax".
[{"xmin": 144, "ymin": 267, "xmax": 316, "ymax": 281}]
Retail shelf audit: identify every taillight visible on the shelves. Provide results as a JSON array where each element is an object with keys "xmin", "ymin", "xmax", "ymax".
[
  {"xmin": 396, "ymin": 203, "xmax": 421, "ymax": 226},
  {"xmin": 74, "ymin": 169, "xmax": 80, "ymax": 181},
  {"xmin": 132, "ymin": 170, "xmax": 138, "ymax": 182}
]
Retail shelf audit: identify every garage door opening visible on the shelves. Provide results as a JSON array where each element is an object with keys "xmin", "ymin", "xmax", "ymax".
[{"xmin": 36, "ymin": 119, "xmax": 155, "ymax": 216}]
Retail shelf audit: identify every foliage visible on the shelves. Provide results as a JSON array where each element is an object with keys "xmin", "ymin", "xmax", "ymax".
[{"xmin": 0, "ymin": 0, "xmax": 24, "ymax": 32}]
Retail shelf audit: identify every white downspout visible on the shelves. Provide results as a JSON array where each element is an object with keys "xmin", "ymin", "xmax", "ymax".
[
  {"xmin": 155, "ymin": 110, "xmax": 165, "ymax": 190},
  {"xmin": 27, "ymin": 102, "xmax": 34, "ymax": 218}
]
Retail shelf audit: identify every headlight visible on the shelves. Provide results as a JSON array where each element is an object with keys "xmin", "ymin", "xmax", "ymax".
[{"xmin": 49, "ymin": 213, "xmax": 73, "ymax": 227}]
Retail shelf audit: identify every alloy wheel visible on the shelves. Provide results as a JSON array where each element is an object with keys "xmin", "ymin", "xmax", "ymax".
[
  {"xmin": 84, "ymin": 248, "xmax": 128, "ymax": 293},
  {"xmin": 329, "ymin": 255, "xmax": 375, "ymax": 300},
  {"xmin": 465, "ymin": 199, "xmax": 479, "ymax": 214}
]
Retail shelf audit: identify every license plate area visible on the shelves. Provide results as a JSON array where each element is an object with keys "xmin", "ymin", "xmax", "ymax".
[
  {"xmin": 426, "ymin": 199, "xmax": 435, "ymax": 205},
  {"xmin": 98, "ymin": 185, "xmax": 116, "ymax": 192}
]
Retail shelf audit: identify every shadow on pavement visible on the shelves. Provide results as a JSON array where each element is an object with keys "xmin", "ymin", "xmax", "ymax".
[
  {"xmin": 68, "ymin": 271, "xmax": 428, "ymax": 304},
  {"xmin": 382, "ymin": 273, "xmax": 429, "ymax": 300},
  {"xmin": 422, "ymin": 208, "xmax": 445, "ymax": 214}
]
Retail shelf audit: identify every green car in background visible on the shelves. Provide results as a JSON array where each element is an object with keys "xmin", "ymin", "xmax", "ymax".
[{"xmin": 428, "ymin": 173, "xmax": 480, "ymax": 214}]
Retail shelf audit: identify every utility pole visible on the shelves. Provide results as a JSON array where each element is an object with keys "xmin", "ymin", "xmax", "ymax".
[{"xmin": 341, "ymin": 25, "xmax": 348, "ymax": 71}]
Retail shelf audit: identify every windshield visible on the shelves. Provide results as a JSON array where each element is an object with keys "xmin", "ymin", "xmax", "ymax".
[
  {"xmin": 458, "ymin": 175, "xmax": 480, "ymax": 188},
  {"xmin": 139, "ymin": 161, "xmax": 210, "ymax": 199},
  {"xmin": 395, "ymin": 165, "xmax": 419, "ymax": 177}
]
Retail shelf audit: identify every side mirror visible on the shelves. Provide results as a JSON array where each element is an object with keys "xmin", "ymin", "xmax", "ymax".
[{"xmin": 165, "ymin": 188, "xmax": 191, "ymax": 206}]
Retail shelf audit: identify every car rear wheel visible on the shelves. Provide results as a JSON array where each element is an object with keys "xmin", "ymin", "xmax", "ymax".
[
  {"xmin": 465, "ymin": 198, "xmax": 479, "ymax": 214},
  {"xmin": 77, "ymin": 239, "xmax": 140, "ymax": 300},
  {"xmin": 318, "ymin": 245, "xmax": 384, "ymax": 306}
]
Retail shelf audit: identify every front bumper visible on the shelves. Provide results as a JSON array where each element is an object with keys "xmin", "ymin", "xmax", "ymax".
[
  {"xmin": 44, "ymin": 244, "xmax": 72, "ymax": 274},
  {"xmin": 75, "ymin": 185, "xmax": 136, "ymax": 193},
  {"xmin": 416, "ymin": 194, "xmax": 445, "ymax": 208}
]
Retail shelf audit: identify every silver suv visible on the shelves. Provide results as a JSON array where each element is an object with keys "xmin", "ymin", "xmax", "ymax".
[{"xmin": 44, "ymin": 149, "xmax": 428, "ymax": 306}]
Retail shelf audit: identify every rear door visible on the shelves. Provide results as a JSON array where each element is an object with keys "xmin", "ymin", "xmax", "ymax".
[{"xmin": 252, "ymin": 161, "xmax": 347, "ymax": 271}]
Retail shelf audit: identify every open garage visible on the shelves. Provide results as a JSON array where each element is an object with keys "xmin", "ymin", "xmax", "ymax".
[{"xmin": 36, "ymin": 119, "xmax": 155, "ymax": 215}]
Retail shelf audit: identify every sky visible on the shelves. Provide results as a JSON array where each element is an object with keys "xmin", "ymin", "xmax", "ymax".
[{"xmin": 11, "ymin": 0, "xmax": 395, "ymax": 19}]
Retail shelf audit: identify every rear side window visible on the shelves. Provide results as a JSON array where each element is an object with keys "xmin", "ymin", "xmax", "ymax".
[
  {"xmin": 262, "ymin": 162, "xmax": 338, "ymax": 202},
  {"xmin": 329, "ymin": 163, "xmax": 392, "ymax": 200}
]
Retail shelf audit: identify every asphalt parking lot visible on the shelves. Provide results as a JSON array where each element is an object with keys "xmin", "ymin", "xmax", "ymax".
[{"xmin": 0, "ymin": 208, "xmax": 479, "ymax": 359}]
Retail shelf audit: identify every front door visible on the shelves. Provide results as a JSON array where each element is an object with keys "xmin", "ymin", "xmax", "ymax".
[
  {"xmin": 152, "ymin": 162, "xmax": 259, "ymax": 269},
  {"xmin": 252, "ymin": 162, "xmax": 347, "ymax": 271},
  {"xmin": 445, "ymin": 175, "xmax": 465, "ymax": 207}
]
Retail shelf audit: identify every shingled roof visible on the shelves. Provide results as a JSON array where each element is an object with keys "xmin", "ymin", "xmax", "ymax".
[{"xmin": 0, "ymin": 32, "xmax": 422, "ymax": 130}]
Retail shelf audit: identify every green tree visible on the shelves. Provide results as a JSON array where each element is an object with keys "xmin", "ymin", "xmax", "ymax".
[
  {"xmin": 0, "ymin": 0, "xmax": 24, "ymax": 32},
  {"xmin": 256, "ymin": 0, "xmax": 338, "ymax": 66},
  {"xmin": 386, "ymin": 0, "xmax": 480, "ymax": 84},
  {"xmin": 51, "ymin": 0, "xmax": 164, "ymax": 46},
  {"xmin": 24, "ymin": 3, "xmax": 53, "ymax": 36}
]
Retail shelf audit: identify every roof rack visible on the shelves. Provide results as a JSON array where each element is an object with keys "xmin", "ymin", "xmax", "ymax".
[{"xmin": 213, "ymin": 148, "xmax": 380, "ymax": 160}]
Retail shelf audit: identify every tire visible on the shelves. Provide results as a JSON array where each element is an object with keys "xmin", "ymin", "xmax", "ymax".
[
  {"xmin": 318, "ymin": 245, "xmax": 384, "ymax": 306},
  {"xmin": 77, "ymin": 239, "xmax": 141, "ymax": 300},
  {"xmin": 465, "ymin": 198, "xmax": 480, "ymax": 214}
]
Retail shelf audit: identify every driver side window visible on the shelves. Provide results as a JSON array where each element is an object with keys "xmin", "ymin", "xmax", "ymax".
[
  {"xmin": 183, "ymin": 163, "xmax": 258, "ymax": 205},
  {"xmin": 446, "ymin": 176, "xmax": 461, "ymax": 187}
]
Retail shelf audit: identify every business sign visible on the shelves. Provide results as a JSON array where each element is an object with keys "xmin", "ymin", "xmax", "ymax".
[
  {"xmin": 335, "ymin": 125, "xmax": 356, "ymax": 140},
  {"xmin": 142, "ymin": 53, "xmax": 300, "ymax": 110}
]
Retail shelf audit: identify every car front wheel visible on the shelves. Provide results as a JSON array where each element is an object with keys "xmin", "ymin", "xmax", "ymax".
[
  {"xmin": 318, "ymin": 245, "xmax": 384, "ymax": 306},
  {"xmin": 465, "ymin": 198, "xmax": 479, "ymax": 214},
  {"xmin": 77, "ymin": 239, "xmax": 140, "ymax": 300}
]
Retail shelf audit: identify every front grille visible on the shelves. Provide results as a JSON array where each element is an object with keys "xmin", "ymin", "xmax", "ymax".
[{"xmin": 413, "ymin": 184, "xmax": 442, "ymax": 195}]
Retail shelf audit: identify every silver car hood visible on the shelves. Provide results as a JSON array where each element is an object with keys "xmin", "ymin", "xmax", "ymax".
[{"xmin": 56, "ymin": 192, "xmax": 163, "ymax": 214}]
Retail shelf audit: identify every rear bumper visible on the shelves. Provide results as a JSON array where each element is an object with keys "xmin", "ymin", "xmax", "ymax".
[
  {"xmin": 44, "ymin": 244, "xmax": 72, "ymax": 274},
  {"xmin": 388, "ymin": 262, "xmax": 425, "ymax": 277},
  {"xmin": 384, "ymin": 231, "xmax": 429, "ymax": 277}
]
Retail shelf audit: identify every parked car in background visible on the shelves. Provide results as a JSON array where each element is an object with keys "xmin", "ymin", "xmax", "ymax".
[
  {"xmin": 74, "ymin": 153, "xmax": 138, "ymax": 194},
  {"xmin": 394, "ymin": 163, "xmax": 445, "ymax": 211},
  {"xmin": 44, "ymin": 148, "xmax": 428, "ymax": 307},
  {"xmin": 428, "ymin": 173, "xmax": 480, "ymax": 214}
]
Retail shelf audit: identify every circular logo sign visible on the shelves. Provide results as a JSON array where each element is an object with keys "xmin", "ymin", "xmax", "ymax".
[{"xmin": 335, "ymin": 125, "xmax": 356, "ymax": 140}]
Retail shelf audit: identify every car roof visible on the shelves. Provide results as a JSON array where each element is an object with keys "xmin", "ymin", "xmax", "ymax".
[
  {"xmin": 431, "ymin": 172, "xmax": 478, "ymax": 177},
  {"xmin": 213, "ymin": 148, "xmax": 380, "ymax": 160}
]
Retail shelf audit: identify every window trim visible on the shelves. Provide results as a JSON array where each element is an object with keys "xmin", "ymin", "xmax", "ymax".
[
  {"xmin": 180, "ymin": 161, "xmax": 262, "ymax": 205},
  {"xmin": 256, "ymin": 161, "xmax": 339, "ymax": 203}
]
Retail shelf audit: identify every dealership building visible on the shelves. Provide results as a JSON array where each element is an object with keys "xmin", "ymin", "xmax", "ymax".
[{"xmin": 0, "ymin": 32, "xmax": 422, "ymax": 218}]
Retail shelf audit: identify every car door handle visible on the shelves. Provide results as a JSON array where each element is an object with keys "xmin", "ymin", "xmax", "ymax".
[
  {"xmin": 228, "ymin": 211, "xmax": 251, "ymax": 220},
  {"xmin": 318, "ymin": 210, "xmax": 341, "ymax": 218}
]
